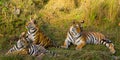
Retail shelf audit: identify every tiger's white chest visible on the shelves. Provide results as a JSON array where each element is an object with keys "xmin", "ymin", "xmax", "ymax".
[
  {"xmin": 74, "ymin": 36, "xmax": 82, "ymax": 45},
  {"xmin": 27, "ymin": 32, "xmax": 35, "ymax": 41}
]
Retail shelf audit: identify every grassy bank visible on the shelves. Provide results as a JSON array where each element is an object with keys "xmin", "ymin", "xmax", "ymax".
[{"xmin": 0, "ymin": 0, "xmax": 120, "ymax": 60}]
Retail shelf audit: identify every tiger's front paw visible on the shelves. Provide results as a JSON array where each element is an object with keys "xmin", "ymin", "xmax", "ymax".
[
  {"xmin": 5, "ymin": 52, "xmax": 9, "ymax": 56},
  {"xmin": 110, "ymin": 49, "xmax": 116, "ymax": 54},
  {"xmin": 61, "ymin": 46, "xmax": 68, "ymax": 49},
  {"xmin": 75, "ymin": 47, "xmax": 82, "ymax": 51}
]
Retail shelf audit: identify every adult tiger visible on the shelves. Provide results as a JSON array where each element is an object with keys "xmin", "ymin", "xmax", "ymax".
[
  {"xmin": 61, "ymin": 20, "xmax": 116, "ymax": 54},
  {"xmin": 25, "ymin": 19, "xmax": 58, "ymax": 48}
]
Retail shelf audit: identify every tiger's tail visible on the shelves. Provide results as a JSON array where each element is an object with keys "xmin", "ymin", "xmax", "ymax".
[{"xmin": 100, "ymin": 39, "xmax": 116, "ymax": 54}]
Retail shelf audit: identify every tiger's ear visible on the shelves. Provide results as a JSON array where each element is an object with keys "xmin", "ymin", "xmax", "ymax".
[
  {"xmin": 30, "ymin": 18, "xmax": 37, "ymax": 24},
  {"xmin": 72, "ymin": 20, "xmax": 77, "ymax": 24},
  {"xmin": 79, "ymin": 20, "xmax": 84, "ymax": 27}
]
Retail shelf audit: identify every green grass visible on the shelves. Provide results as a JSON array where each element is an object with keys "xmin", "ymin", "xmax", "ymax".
[
  {"xmin": 0, "ymin": 55, "xmax": 35, "ymax": 60},
  {"xmin": 0, "ymin": 0, "xmax": 120, "ymax": 60}
]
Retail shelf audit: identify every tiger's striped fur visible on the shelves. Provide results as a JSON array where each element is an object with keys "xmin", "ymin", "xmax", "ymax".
[
  {"xmin": 6, "ymin": 32, "xmax": 29, "ymax": 55},
  {"xmin": 25, "ymin": 19, "xmax": 57, "ymax": 48},
  {"xmin": 61, "ymin": 21, "xmax": 116, "ymax": 54},
  {"xmin": 6, "ymin": 32, "xmax": 57, "ymax": 56},
  {"xmin": 15, "ymin": 44, "xmax": 57, "ymax": 56}
]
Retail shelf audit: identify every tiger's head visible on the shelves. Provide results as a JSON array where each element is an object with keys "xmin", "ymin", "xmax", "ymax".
[
  {"xmin": 69, "ymin": 20, "xmax": 84, "ymax": 36},
  {"xmin": 18, "ymin": 32, "xmax": 30, "ymax": 48},
  {"xmin": 26, "ymin": 19, "xmax": 38, "ymax": 33}
]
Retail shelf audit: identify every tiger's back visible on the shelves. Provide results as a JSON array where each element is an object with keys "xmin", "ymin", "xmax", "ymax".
[
  {"xmin": 82, "ymin": 32, "xmax": 106, "ymax": 44},
  {"xmin": 34, "ymin": 30, "xmax": 54, "ymax": 48},
  {"xmin": 26, "ymin": 19, "xmax": 57, "ymax": 48}
]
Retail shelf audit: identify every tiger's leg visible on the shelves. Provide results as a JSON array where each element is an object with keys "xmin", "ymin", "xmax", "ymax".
[
  {"xmin": 61, "ymin": 38, "xmax": 71, "ymax": 48},
  {"xmin": 106, "ymin": 43, "xmax": 116, "ymax": 54},
  {"xmin": 101, "ymin": 39, "xmax": 116, "ymax": 54},
  {"xmin": 15, "ymin": 49, "xmax": 28, "ymax": 55},
  {"xmin": 76, "ymin": 40, "xmax": 86, "ymax": 50},
  {"xmin": 5, "ymin": 51, "xmax": 11, "ymax": 55},
  {"xmin": 5, "ymin": 47, "xmax": 17, "ymax": 55},
  {"xmin": 6, "ymin": 49, "xmax": 28, "ymax": 55}
]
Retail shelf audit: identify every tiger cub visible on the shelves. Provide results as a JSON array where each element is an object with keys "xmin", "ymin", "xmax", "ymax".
[
  {"xmin": 61, "ymin": 20, "xmax": 116, "ymax": 54},
  {"xmin": 25, "ymin": 19, "xmax": 57, "ymax": 48},
  {"xmin": 14, "ymin": 44, "xmax": 57, "ymax": 56},
  {"xmin": 6, "ymin": 32, "xmax": 57, "ymax": 56},
  {"xmin": 6, "ymin": 32, "xmax": 29, "ymax": 55}
]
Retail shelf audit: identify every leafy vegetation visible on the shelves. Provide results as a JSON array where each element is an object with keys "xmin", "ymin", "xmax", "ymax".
[{"xmin": 0, "ymin": 0, "xmax": 120, "ymax": 60}]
